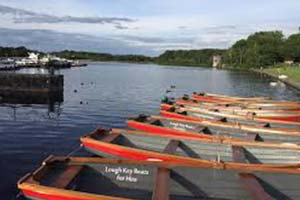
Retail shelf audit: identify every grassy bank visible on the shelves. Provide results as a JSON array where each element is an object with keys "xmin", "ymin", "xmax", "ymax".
[
  {"xmin": 263, "ymin": 65, "xmax": 300, "ymax": 82},
  {"xmin": 261, "ymin": 65, "xmax": 300, "ymax": 88}
]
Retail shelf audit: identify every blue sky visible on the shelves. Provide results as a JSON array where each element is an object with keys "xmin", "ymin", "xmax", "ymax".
[{"xmin": 0, "ymin": 0, "xmax": 299, "ymax": 55}]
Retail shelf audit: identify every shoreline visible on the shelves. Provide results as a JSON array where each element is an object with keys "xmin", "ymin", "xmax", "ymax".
[{"xmin": 251, "ymin": 69, "xmax": 300, "ymax": 91}]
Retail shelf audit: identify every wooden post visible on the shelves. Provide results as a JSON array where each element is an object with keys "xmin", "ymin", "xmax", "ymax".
[
  {"xmin": 163, "ymin": 140, "xmax": 180, "ymax": 154},
  {"xmin": 232, "ymin": 144, "xmax": 272, "ymax": 199},
  {"xmin": 239, "ymin": 173, "xmax": 272, "ymax": 200},
  {"xmin": 152, "ymin": 168, "xmax": 170, "ymax": 200},
  {"xmin": 232, "ymin": 146, "xmax": 246, "ymax": 163}
]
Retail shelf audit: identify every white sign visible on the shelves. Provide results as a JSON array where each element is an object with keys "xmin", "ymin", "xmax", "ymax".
[
  {"xmin": 170, "ymin": 122, "xmax": 195, "ymax": 130},
  {"xmin": 104, "ymin": 166, "xmax": 150, "ymax": 183}
]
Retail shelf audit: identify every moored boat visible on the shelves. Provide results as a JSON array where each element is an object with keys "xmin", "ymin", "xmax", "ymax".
[
  {"xmin": 162, "ymin": 97, "xmax": 300, "ymax": 112},
  {"xmin": 165, "ymin": 106, "xmax": 300, "ymax": 126},
  {"xmin": 192, "ymin": 92, "xmax": 300, "ymax": 107},
  {"xmin": 128, "ymin": 114, "xmax": 300, "ymax": 143},
  {"xmin": 162, "ymin": 100, "xmax": 300, "ymax": 114},
  {"xmin": 81, "ymin": 128, "xmax": 300, "ymax": 164},
  {"xmin": 18, "ymin": 155, "xmax": 300, "ymax": 200},
  {"xmin": 192, "ymin": 92, "xmax": 269, "ymax": 102}
]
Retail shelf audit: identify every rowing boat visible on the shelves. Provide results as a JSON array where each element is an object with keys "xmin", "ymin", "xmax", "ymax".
[
  {"xmin": 81, "ymin": 128, "xmax": 300, "ymax": 164},
  {"xmin": 128, "ymin": 114, "xmax": 300, "ymax": 143},
  {"xmin": 17, "ymin": 155, "xmax": 300, "ymax": 200},
  {"xmin": 162, "ymin": 97, "xmax": 300, "ymax": 112},
  {"xmin": 162, "ymin": 99, "xmax": 300, "ymax": 114},
  {"xmin": 161, "ymin": 103, "xmax": 300, "ymax": 122},
  {"xmin": 193, "ymin": 92, "xmax": 269, "ymax": 101},
  {"xmin": 164, "ymin": 106, "xmax": 300, "ymax": 126},
  {"xmin": 192, "ymin": 92, "xmax": 300, "ymax": 107}
]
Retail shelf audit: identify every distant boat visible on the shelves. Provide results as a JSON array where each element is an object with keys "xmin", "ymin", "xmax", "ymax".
[
  {"xmin": 71, "ymin": 60, "xmax": 87, "ymax": 67},
  {"xmin": 0, "ymin": 58, "xmax": 18, "ymax": 70}
]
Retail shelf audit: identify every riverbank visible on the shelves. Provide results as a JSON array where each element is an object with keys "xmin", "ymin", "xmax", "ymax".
[{"xmin": 251, "ymin": 65, "xmax": 300, "ymax": 90}]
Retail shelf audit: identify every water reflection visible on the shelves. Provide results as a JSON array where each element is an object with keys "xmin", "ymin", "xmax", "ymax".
[
  {"xmin": 0, "ymin": 69, "xmax": 64, "ymax": 121},
  {"xmin": 0, "ymin": 90, "xmax": 63, "ymax": 121},
  {"xmin": 1, "ymin": 63, "xmax": 300, "ymax": 200},
  {"xmin": 16, "ymin": 68, "xmax": 50, "ymax": 75},
  {"xmin": 0, "ymin": 103, "xmax": 62, "ymax": 121}
]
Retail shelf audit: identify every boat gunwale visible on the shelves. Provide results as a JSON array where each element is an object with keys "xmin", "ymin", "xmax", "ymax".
[
  {"xmin": 194, "ymin": 92, "xmax": 269, "ymax": 101},
  {"xmin": 113, "ymin": 127, "xmax": 300, "ymax": 150},
  {"xmin": 191, "ymin": 94, "xmax": 300, "ymax": 107},
  {"xmin": 174, "ymin": 106, "xmax": 300, "ymax": 124},
  {"xmin": 158, "ymin": 111, "xmax": 300, "ymax": 136},
  {"xmin": 81, "ymin": 129, "xmax": 300, "ymax": 173},
  {"xmin": 173, "ymin": 99, "xmax": 300, "ymax": 114}
]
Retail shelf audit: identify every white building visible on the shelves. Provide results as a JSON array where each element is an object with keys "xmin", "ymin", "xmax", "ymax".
[{"xmin": 212, "ymin": 55, "xmax": 222, "ymax": 68}]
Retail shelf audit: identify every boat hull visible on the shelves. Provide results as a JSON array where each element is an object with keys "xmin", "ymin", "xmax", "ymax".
[
  {"xmin": 19, "ymin": 156, "xmax": 300, "ymax": 200},
  {"xmin": 129, "ymin": 114, "xmax": 300, "ymax": 144},
  {"xmin": 85, "ymin": 128, "xmax": 300, "ymax": 164},
  {"xmin": 176, "ymin": 107, "xmax": 300, "ymax": 128},
  {"xmin": 192, "ymin": 93, "xmax": 300, "ymax": 108}
]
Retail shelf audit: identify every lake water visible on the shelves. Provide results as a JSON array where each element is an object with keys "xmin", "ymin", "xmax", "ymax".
[{"xmin": 1, "ymin": 62, "xmax": 299, "ymax": 199}]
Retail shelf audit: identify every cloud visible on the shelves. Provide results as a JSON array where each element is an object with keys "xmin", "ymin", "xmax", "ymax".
[
  {"xmin": 115, "ymin": 35, "xmax": 196, "ymax": 52},
  {"xmin": 116, "ymin": 35, "xmax": 166, "ymax": 43},
  {"xmin": 0, "ymin": 28, "xmax": 157, "ymax": 56},
  {"xmin": 114, "ymin": 25, "xmax": 129, "ymax": 30},
  {"xmin": 201, "ymin": 25, "xmax": 237, "ymax": 34},
  {"xmin": 0, "ymin": 5, "xmax": 135, "ymax": 25},
  {"xmin": 178, "ymin": 26, "xmax": 187, "ymax": 29}
]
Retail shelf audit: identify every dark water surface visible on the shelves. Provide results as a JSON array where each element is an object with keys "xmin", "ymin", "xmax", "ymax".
[{"xmin": 1, "ymin": 62, "xmax": 299, "ymax": 199}]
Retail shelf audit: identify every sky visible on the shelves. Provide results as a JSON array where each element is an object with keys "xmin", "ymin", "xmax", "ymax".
[{"xmin": 0, "ymin": 0, "xmax": 299, "ymax": 56}]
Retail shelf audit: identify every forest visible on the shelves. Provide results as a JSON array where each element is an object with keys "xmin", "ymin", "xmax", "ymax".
[{"xmin": 157, "ymin": 31, "xmax": 300, "ymax": 68}]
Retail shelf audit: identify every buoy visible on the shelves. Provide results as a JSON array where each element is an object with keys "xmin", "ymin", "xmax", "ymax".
[{"xmin": 74, "ymin": 89, "xmax": 78, "ymax": 93}]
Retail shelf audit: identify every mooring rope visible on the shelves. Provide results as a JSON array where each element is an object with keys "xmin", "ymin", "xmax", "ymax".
[{"xmin": 66, "ymin": 144, "xmax": 83, "ymax": 157}]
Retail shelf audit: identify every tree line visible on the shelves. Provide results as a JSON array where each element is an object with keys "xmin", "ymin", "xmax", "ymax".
[
  {"xmin": 156, "ymin": 49, "xmax": 226, "ymax": 66},
  {"xmin": 224, "ymin": 31, "xmax": 300, "ymax": 68},
  {"xmin": 1, "ymin": 30, "xmax": 300, "ymax": 69},
  {"xmin": 52, "ymin": 50, "xmax": 154, "ymax": 63},
  {"xmin": 157, "ymin": 31, "xmax": 300, "ymax": 68},
  {"xmin": 0, "ymin": 46, "xmax": 33, "ymax": 57}
]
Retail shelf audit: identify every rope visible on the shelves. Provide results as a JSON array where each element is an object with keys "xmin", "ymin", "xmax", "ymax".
[
  {"xmin": 16, "ymin": 191, "xmax": 24, "ymax": 199},
  {"xmin": 66, "ymin": 144, "xmax": 83, "ymax": 157}
]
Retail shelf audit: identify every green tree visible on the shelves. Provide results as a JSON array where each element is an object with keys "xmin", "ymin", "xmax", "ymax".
[
  {"xmin": 281, "ymin": 33, "xmax": 300, "ymax": 62},
  {"xmin": 226, "ymin": 31, "xmax": 284, "ymax": 68}
]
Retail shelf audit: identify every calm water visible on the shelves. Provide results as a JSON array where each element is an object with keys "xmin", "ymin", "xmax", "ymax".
[{"xmin": 1, "ymin": 62, "xmax": 299, "ymax": 199}]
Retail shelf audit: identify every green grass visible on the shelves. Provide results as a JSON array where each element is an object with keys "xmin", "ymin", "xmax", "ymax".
[{"xmin": 263, "ymin": 65, "xmax": 300, "ymax": 84}]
